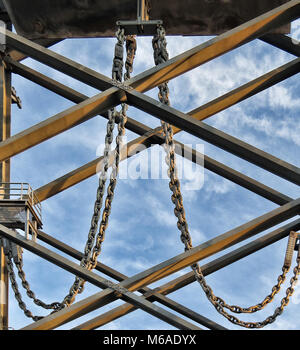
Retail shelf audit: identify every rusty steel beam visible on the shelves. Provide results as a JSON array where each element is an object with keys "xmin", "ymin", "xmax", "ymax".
[
  {"xmin": 20, "ymin": 198, "xmax": 300, "ymax": 330},
  {"xmin": 6, "ymin": 57, "xmax": 295, "ymax": 205},
  {"xmin": 34, "ymin": 133, "xmax": 293, "ymax": 207},
  {"xmin": 185, "ymin": 57, "xmax": 300, "ymax": 123},
  {"xmin": 0, "ymin": 224, "xmax": 202, "ymax": 331},
  {"xmin": 3, "ymin": 0, "xmax": 292, "ymax": 39},
  {"xmin": 8, "ymin": 39, "xmax": 63, "ymax": 62},
  {"xmin": 73, "ymin": 218, "xmax": 300, "ymax": 330}
]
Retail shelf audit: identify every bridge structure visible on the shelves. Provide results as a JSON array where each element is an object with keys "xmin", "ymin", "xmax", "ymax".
[{"xmin": 0, "ymin": 0, "xmax": 299, "ymax": 330}]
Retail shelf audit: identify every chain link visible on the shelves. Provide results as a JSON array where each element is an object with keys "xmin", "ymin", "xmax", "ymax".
[
  {"xmin": 1, "ymin": 238, "xmax": 57, "ymax": 321},
  {"xmin": 61, "ymin": 29, "xmax": 136, "ymax": 307},
  {"xmin": 153, "ymin": 24, "xmax": 300, "ymax": 329}
]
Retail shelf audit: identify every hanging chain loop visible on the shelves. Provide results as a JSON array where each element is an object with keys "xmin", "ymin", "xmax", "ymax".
[
  {"xmin": 61, "ymin": 28, "xmax": 135, "ymax": 307},
  {"xmin": 153, "ymin": 24, "xmax": 300, "ymax": 329},
  {"xmin": 1, "ymin": 238, "xmax": 60, "ymax": 321}
]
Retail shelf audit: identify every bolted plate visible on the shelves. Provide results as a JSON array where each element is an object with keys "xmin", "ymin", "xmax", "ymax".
[{"xmin": 2, "ymin": 0, "xmax": 291, "ymax": 39}]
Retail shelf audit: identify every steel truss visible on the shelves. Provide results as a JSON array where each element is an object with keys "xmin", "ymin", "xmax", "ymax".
[{"xmin": 0, "ymin": 0, "xmax": 299, "ymax": 330}]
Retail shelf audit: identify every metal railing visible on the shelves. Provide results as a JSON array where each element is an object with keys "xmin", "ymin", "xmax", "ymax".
[{"xmin": 0, "ymin": 182, "xmax": 42, "ymax": 222}]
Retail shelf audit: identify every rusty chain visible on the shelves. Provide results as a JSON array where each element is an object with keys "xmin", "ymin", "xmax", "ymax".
[
  {"xmin": 62, "ymin": 28, "xmax": 136, "ymax": 307},
  {"xmin": 1, "ymin": 238, "xmax": 59, "ymax": 321},
  {"xmin": 153, "ymin": 24, "xmax": 300, "ymax": 329}
]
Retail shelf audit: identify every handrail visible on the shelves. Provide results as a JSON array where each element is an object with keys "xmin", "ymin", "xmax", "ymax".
[{"xmin": 0, "ymin": 182, "xmax": 42, "ymax": 221}]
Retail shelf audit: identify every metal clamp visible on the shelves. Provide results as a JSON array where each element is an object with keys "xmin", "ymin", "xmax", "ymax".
[
  {"xmin": 116, "ymin": 0, "xmax": 162, "ymax": 36},
  {"xmin": 284, "ymin": 231, "xmax": 299, "ymax": 269},
  {"xmin": 116, "ymin": 19, "xmax": 163, "ymax": 36}
]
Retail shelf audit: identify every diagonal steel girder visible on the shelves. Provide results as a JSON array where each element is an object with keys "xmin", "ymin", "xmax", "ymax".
[
  {"xmin": 0, "ymin": 224, "xmax": 202, "ymax": 331},
  {"xmin": 36, "ymin": 219, "xmax": 300, "ymax": 330},
  {"xmin": 36, "ymin": 230, "xmax": 226, "ymax": 330},
  {"xmin": 4, "ymin": 1, "xmax": 300, "ymax": 93},
  {"xmin": 5, "ymin": 55, "xmax": 296, "ymax": 205},
  {"xmin": 19, "ymin": 197, "xmax": 300, "ymax": 330},
  {"xmin": 0, "ymin": 0, "xmax": 299, "ymax": 181},
  {"xmin": 126, "ymin": 85, "xmax": 300, "ymax": 186},
  {"xmin": 73, "ymin": 218, "xmax": 300, "ymax": 330}
]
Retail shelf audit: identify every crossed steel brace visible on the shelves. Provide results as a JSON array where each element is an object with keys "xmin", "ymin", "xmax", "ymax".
[{"xmin": 0, "ymin": 0, "xmax": 300, "ymax": 330}]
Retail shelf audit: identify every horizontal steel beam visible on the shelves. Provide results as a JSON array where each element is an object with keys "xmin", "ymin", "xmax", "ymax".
[
  {"xmin": 7, "ymin": 57, "xmax": 293, "ymax": 205},
  {"xmin": 37, "ymin": 230, "xmax": 226, "ymax": 330},
  {"xmin": 0, "ymin": 224, "xmax": 202, "ymax": 331},
  {"xmin": 74, "ymin": 218, "xmax": 300, "ymax": 330},
  {"xmin": 20, "ymin": 197, "xmax": 300, "ymax": 330}
]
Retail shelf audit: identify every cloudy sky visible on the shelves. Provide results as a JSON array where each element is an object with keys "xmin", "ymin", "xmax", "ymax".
[{"xmin": 3, "ymin": 14, "xmax": 300, "ymax": 331}]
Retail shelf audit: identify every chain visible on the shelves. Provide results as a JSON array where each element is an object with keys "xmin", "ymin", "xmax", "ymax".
[
  {"xmin": 192, "ymin": 248, "xmax": 300, "ymax": 328},
  {"xmin": 152, "ymin": 25, "xmax": 300, "ymax": 329},
  {"xmin": 1, "ymin": 238, "xmax": 55, "ymax": 321},
  {"xmin": 61, "ymin": 29, "xmax": 136, "ymax": 307},
  {"xmin": 152, "ymin": 26, "xmax": 192, "ymax": 251},
  {"xmin": 221, "ymin": 266, "xmax": 289, "ymax": 314},
  {"xmin": 88, "ymin": 34, "xmax": 136, "ymax": 270}
]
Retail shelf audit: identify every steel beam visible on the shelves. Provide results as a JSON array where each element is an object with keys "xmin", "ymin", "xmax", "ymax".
[
  {"xmin": 0, "ymin": 57, "xmax": 11, "ymax": 330},
  {"xmin": 34, "ymin": 132, "xmax": 293, "ymax": 207},
  {"xmin": 20, "ymin": 198, "xmax": 300, "ymax": 330},
  {"xmin": 185, "ymin": 57, "xmax": 300, "ymax": 123},
  {"xmin": 0, "ymin": 1, "xmax": 299, "ymax": 178},
  {"xmin": 127, "ymin": 89, "xmax": 300, "ymax": 186},
  {"xmin": 0, "ymin": 224, "xmax": 202, "ymax": 331},
  {"xmin": 36, "ymin": 230, "xmax": 226, "ymax": 330},
  {"xmin": 73, "ymin": 219, "xmax": 300, "ymax": 330},
  {"xmin": 4, "ymin": 1, "xmax": 300, "ymax": 94},
  {"xmin": 261, "ymin": 33, "xmax": 300, "ymax": 57},
  {"xmin": 0, "ymin": 86, "xmax": 125, "ymax": 163},
  {"xmin": 7, "ymin": 54, "xmax": 300, "ymax": 135},
  {"xmin": 6, "ymin": 57, "xmax": 293, "ymax": 205}
]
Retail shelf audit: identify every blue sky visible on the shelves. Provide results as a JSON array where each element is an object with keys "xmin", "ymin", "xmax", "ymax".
[{"xmin": 4, "ymin": 18, "xmax": 300, "ymax": 330}]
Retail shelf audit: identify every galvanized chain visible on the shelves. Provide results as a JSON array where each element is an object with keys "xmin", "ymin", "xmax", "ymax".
[
  {"xmin": 153, "ymin": 25, "xmax": 300, "ymax": 329},
  {"xmin": 61, "ymin": 28, "xmax": 135, "ymax": 307}
]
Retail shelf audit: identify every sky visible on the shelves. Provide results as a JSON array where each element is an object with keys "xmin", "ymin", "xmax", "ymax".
[{"xmin": 3, "ymin": 14, "xmax": 300, "ymax": 331}]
